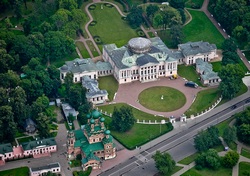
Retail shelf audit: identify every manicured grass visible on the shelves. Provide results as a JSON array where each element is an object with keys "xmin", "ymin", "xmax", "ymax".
[
  {"xmin": 0, "ymin": 167, "xmax": 29, "ymax": 176},
  {"xmin": 98, "ymin": 103, "xmax": 173, "ymax": 149},
  {"xmin": 98, "ymin": 75, "xmax": 119, "ymax": 101},
  {"xmin": 185, "ymin": 88, "xmax": 221, "ymax": 117},
  {"xmin": 86, "ymin": 40, "xmax": 99, "ymax": 57},
  {"xmin": 15, "ymin": 131, "xmax": 27, "ymax": 138},
  {"xmin": 239, "ymin": 162, "xmax": 250, "ymax": 176},
  {"xmin": 183, "ymin": 10, "xmax": 224, "ymax": 49},
  {"xmin": 215, "ymin": 116, "xmax": 234, "ymax": 137},
  {"xmin": 177, "ymin": 65, "xmax": 201, "ymax": 85},
  {"xmin": 88, "ymin": 3, "xmax": 138, "ymax": 48},
  {"xmin": 17, "ymin": 136, "xmax": 34, "ymax": 144},
  {"xmin": 181, "ymin": 167, "xmax": 232, "ymax": 176},
  {"xmin": 241, "ymin": 148, "xmax": 250, "ymax": 159},
  {"xmin": 178, "ymin": 153, "xmax": 198, "ymax": 165},
  {"xmin": 236, "ymin": 83, "xmax": 248, "ymax": 97},
  {"xmin": 211, "ymin": 61, "xmax": 222, "ymax": 72},
  {"xmin": 75, "ymin": 41, "xmax": 91, "ymax": 58},
  {"xmin": 171, "ymin": 166, "xmax": 184, "ymax": 174},
  {"xmin": 228, "ymin": 142, "xmax": 237, "ymax": 151},
  {"xmin": 138, "ymin": 86, "xmax": 186, "ymax": 112},
  {"xmin": 50, "ymin": 50, "xmax": 79, "ymax": 67},
  {"xmin": 98, "ymin": 103, "xmax": 169, "ymax": 121},
  {"xmin": 107, "ymin": 120, "xmax": 172, "ymax": 149},
  {"xmin": 213, "ymin": 144, "xmax": 225, "ymax": 152}
]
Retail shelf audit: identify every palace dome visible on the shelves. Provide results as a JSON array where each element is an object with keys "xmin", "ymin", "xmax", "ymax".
[
  {"xmin": 128, "ymin": 37, "xmax": 151, "ymax": 54},
  {"xmin": 92, "ymin": 110, "xmax": 101, "ymax": 119}
]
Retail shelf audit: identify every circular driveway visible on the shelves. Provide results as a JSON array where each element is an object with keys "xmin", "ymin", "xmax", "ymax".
[{"xmin": 113, "ymin": 77, "xmax": 202, "ymax": 118}]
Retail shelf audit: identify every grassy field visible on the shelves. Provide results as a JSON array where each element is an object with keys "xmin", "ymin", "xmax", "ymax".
[
  {"xmin": 98, "ymin": 75, "xmax": 119, "ymax": 101},
  {"xmin": 50, "ymin": 50, "xmax": 79, "ymax": 67},
  {"xmin": 138, "ymin": 86, "xmax": 186, "ymax": 112},
  {"xmin": 185, "ymin": 88, "xmax": 221, "ymax": 117},
  {"xmin": 181, "ymin": 167, "xmax": 232, "ymax": 176},
  {"xmin": 98, "ymin": 103, "xmax": 173, "ymax": 149},
  {"xmin": 239, "ymin": 162, "xmax": 250, "ymax": 176},
  {"xmin": 211, "ymin": 61, "xmax": 222, "ymax": 72},
  {"xmin": 183, "ymin": 10, "xmax": 224, "ymax": 49},
  {"xmin": 17, "ymin": 136, "xmax": 34, "ymax": 144},
  {"xmin": 215, "ymin": 116, "xmax": 234, "ymax": 137},
  {"xmin": 75, "ymin": 41, "xmax": 91, "ymax": 58},
  {"xmin": 177, "ymin": 65, "xmax": 201, "ymax": 86},
  {"xmin": 0, "ymin": 167, "xmax": 29, "ymax": 176},
  {"xmin": 241, "ymin": 148, "xmax": 250, "ymax": 159},
  {"xmin": 98, "ymin": 103, "xmax": 168, "ymax": 121},
  {"xmin": 86, "ymin": 40, "xmax": 99, "ymax": 57},
  {"xmin": 178, "ymin": 153, "xmax": 199, "ymax": 165},
  {"xmin": 88, "ymin": 3, "xmax": 138, "ymax": 49}
]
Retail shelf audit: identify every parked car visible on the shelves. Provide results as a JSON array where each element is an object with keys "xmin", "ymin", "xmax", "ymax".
[{"xmin": 184, "ymin": 81, "xmax": 198, "ymax": 88}]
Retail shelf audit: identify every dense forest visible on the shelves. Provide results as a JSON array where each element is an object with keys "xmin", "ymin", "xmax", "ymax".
[{"xmin": 0, "ymin": 0, "xmax": 90, "ymax": 143}]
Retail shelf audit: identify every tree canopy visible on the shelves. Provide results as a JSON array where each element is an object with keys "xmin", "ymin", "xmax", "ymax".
[
  {"xmin": 111, "ymin": 106, "xmax": 135, "ymax": 132},
  {"xmin": 152, "ymin": 151, "xmax": 176, "ymax": 175},
  {"xmin": 235, "ymin": 107, "xmax": 250, "ymax": 144},
  {"xmin": 195, "ymin": 149, "xmax": 221, "ymax": 170}
]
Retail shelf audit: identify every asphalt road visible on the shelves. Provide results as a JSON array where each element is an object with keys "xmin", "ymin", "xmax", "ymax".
[{"xmin": 99, "ymin": 96, "xmax": 250, "ymax": 176}]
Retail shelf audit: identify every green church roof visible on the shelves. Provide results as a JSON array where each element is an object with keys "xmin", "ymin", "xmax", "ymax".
[{"xmin": 92, "ymin": 110, "xmax": 101, "ymax": 119}]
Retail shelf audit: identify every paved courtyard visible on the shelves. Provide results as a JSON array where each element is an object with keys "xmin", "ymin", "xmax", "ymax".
[{"xmin": 113, "ymin": 77, "xmax": 204, "ymax": 118}]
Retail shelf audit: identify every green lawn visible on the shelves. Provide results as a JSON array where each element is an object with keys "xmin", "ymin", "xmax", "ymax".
[
  {"xmin": 98, "ymin": 103, "xmax": 169, "ymax": 121},
  {"xmin": 17, "ymin": 136, "xmax": 34, "ymax": 144},
  {"xmin": 86, "ymin": 40, "xmax": 99, "ymax": 57},
  {"xmin": 183, "ymin": 10, "xmax": 224, "ymax": 49},
  {"xmin": 177, "ymin": 65, "xmax": 201, "ymax": 85},
  {"xmin": 98, "ymin": 75, "xmax": 119, "ymax": 101},
  {"xmin": 239, "ymin": 162, "xmax": 250, "ymax": 176},
  {"xmin": 98, "ymin": 103, "xmax": 173, "ymax": 149},
  {"xmin": 181, "ymin": 167, "xmax": 232, "ymax": 176},
  {"xmin": 215, "ymin": 116, "xmax": 234, "ymax": 137},
  {"xmin": 171, "ymin": 166, "xmax": 184, "ymax": 174},
  {"xmin": 107, "ymin": 121, "xmax": 172, "ymax": 149},
  {"xmin": 88, "ymin": 3, "xmax": 138, "ymax": 49},
  {"xmin": 0, "ymin": 167, "xmax": 29, "ymax": 176},
  {"xmin": 211, "ymin": 61, "xmax": 222, "ymax": 72},
  {"xmin": 178, "ymin": 153, "xmax": 199, "ymax": 165},
  {"xmin": 241, "ymin": 148, "xmax": 250, "ymax": 159},
  {"xmin": 185, "ymin": 88, "xmax": 221, "ymax": 117},
  {"xmin": 50, "ymin": 50, "xmax": 79, "ymax": 67},
  {"xmin": 75, "ymin": 41, "xmax": 91, "ymax": 58},
  {"xmin": 138, "ymin": 86, "xmax": 186, "ymax": 112},
  {"xmin": 213, "ymin": 144, "xmax": 225, "ymax": 152},
  {"xmin": 228, "ymin": 142, "xmax": 237, "ymax": 151}
]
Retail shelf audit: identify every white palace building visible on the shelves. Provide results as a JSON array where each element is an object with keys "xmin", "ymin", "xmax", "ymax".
[{"xmin": 60, "ymin": 37, "xmax": 217, "ymax": 84}]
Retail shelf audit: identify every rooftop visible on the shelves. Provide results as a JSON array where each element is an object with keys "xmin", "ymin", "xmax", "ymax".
[{"xmin": 21, "ymin": 138, "xmax": 56, "ymax": 150}]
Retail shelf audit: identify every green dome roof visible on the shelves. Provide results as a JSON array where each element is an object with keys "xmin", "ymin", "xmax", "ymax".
[
  {"xmin": 90, "ymin": 119, "xmax": 95, "ymax": 124},
  {"xmin": 105, "ymin": 130, "xmax": 110, "ymax": 135},
  {"xmin": 86, "ymin": 114, "xmax": 91, "ymax": 119},
  {"xmin": 100, "ymin": 117, "xmax": 105, "ymax": 122},
  {"xmin": 92, "ymin": 110, "xmax": 101, "ymax": 119}
]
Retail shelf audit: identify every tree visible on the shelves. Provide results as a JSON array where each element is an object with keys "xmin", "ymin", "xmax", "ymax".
[
  {"xmin": 68, "ymin": 85, "xmax": 86, "ymax": 110},
  {"xmin": 111, "ymin": 106, "xmax": 135, "ymax": 132},
  {"xmin": 195, "ymin": 149, "xmax": 221, "ymax": 170},
  {"xmin": 14, "ymin": 0, "xmax": 22, "ymax": 19},
  {"xmin": 146, "ymin": 4, "xmax": 159, "ymax": 21},
  {"xmin": 64, "ymin": 72, "xmax": 74, "ymax": 96},
  {"xmin": 222, "ymin": 150, "xmax": 239, "ymax": 168},
  {"xmin": 237, "ymin": 123, "xmax": 250, "ymax": 144},
  {"xmin": 32, "ymin": 95, "xmax": 49, "ymax": 116},
  {"xmin": 223, "ymin": 126, "xmax": 237, "ymax": 144},
  {"xmin": 170, "ymin": 25, "xmax": 184, "ymax": 47},
  {"xmin": 219, "ymin": 64, "xmax": 245, "ymax": 99},
  {"xmin": 222, "ymin": 38, "xmax": 237, "ymax": 53},
  {"xmin": 127, "ymin": 6, "xmax": 143, "ymax": 28},
  {"xmin": 153, "ymin": 14, "xmax": 163, "ymax": 28},
  {"xmin": 78, "ymin": 103, "xmax": 92, "ymax": 125},
  {"xmin": 222, "ymin": 51, "xmax": 240, "ymax": 66},
  {"xmin": 36, "ymin": 112, "xmax": 50, "ymax": 138},
  {"xmin": 58, "ymin": 0, "xmax": 78, "ymax": 11},
  {"xmin": 0, "ymin": 70, "xmax": 20, "ymax": 88},
  {"xmin": 152, "ymin": 151, "xmax": 175, "ymax": 175},
  {"xmin": 169, "ymin": 0, "xmax": 185, "ymax": 9},
  {"xmin": 0, "ymin": 41, "xmax": 16, "ymax": 73},
  {"xmin": 0, "ymin": 106, "xmax": 17, "ymax": 142},
  {"xmin": 194, "ymin": 126, "xmax": 221, "ymax": 152}
]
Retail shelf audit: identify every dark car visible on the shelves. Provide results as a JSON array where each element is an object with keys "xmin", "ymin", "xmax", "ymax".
[
  {"xmin": 185, "ymin": 81, "xmax": 198, "ymax": 88},
  {"xmin": 231, "ymin": 105, "xmax": 237, "ymax": 109}
]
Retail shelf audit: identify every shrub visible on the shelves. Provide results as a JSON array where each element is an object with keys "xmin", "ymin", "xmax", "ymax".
[{"xmin": 89, "ymin": 5, "xmax": 96, "ymax": 10}]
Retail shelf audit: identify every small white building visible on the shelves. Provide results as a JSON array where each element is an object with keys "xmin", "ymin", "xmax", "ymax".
[
  {"xmin": 196, "ymin": 58, "xmax": 221, "ymax": 86},
  {"xmin": 30, "ymin": 162, "xmax": 61, "ymax": 176},
  {"xmin": 82, "ymin": 76, "xmax": 108, "ymax": 104}
]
